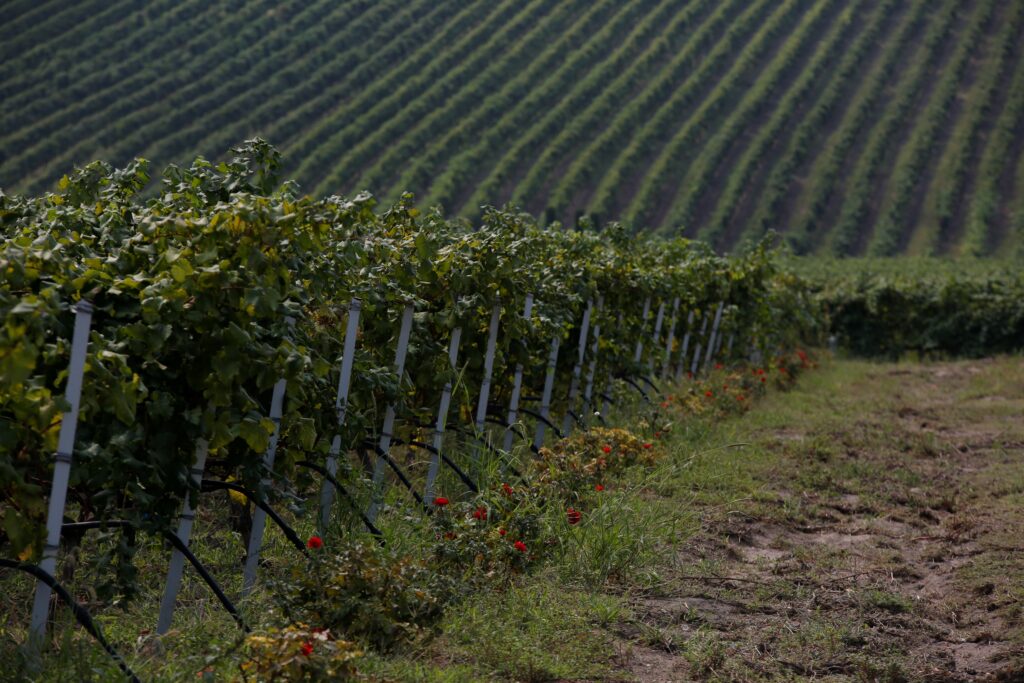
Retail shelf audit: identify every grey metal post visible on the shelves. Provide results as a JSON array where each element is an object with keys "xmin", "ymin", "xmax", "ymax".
[
  {"xmin": 647, "ymin": 300, "xmax": 665, "ymax": 376},
  {"xmin": 675, "ymin": 310, "xmax": 695, "ymax": 382},
  {"xmin": 157, "ymin": 439, "xmax": 209, "ymax": 634},
  {"xmin": 661, "ymin": 297, "xmax": 680, "ymax": 379},
  {"xmin": 582, "ymin": 297, "xmax": 603, "ymax": 425},
  {"xmin": 367, "ymin": 304, "xmax": 415, "ymax": 523},
  {"xmin": 690, "ymin": 313, "xmax": 710, "ymax": 377},
  {"xmin": 472, "ymin": 302, "xmax": 502, "ymax": 459},
  {"xmin": 533, "ymin": 336, "xmax": 560, "ymax": 449},
  {"xmin": 502, "ymin": 295, "xmax": 534, "ymax": 453},
  {"xmin": 424, "ymin": 327, "xmax": 462, "ymax": 504},
  {"xmin": 29, "ymin": 300, "xmax": 93, "ymax": 641},
  {"xmin": 319, "ymin": 298, "xmax": 361, "ymax": 533},
  {"xmin": 562, "ymin": 299, "xmax": 592, "ymax": 436},
  {"xmin": 632, "ymin": 297, "xmax": 651, "ymax": 364},
  {"xmin": 702, "ymin": 301, "xmax": 725, "ymax": 374},
  {"xmin": 242, "ymin": 372, "xmax": 288, "ymax": 596}
]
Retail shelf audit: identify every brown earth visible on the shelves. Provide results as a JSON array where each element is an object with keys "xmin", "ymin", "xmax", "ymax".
[{"xmin": 618, "ymin": 359, "xmax": 1024, "ymax": 682}]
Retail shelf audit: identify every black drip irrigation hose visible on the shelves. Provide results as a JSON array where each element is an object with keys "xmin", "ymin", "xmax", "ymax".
[
  {"xmin": 619, "ymin": 377, "xmax": 652, "ymax": 402},
  {"xmin": 369, "ymin": 445, "xmax": 428, "ymax": 511},
  {"xmin": 637, "ymin": 374, "xmax": 661, "ymax": 394},
  {"xmin": 200, "ymin": 480, "xmax": 308, "ymax": 555},
  {"xmin": 598, "ymin": 392, "xmax": 617, "ymax": 406},
  {"xmin": 518, "ymin": 408, "xmax": 564, "ymax": 440},
  {"xmin": 404, "ymin": 440, "xmax": 479, "ymax": 493},
  {"xmin": 295, "ymin": 461, "xmax": 383, "ymax": 539},
  {"xmin": 58, "ymin": 521, "xmax": 248, "ymax": 632},
  {"xmin": 0, "ymin": 559, "xmax": 141, "ymax": 683}
]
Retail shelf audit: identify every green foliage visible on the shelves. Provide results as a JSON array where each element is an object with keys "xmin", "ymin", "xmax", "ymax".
[
  {"xmin": 2, "ymin": 1, "xmax": 1022, "ymax": 253},
  {"xmin": 797, "ymin": 258, "xmax": 1024, "ymax": 357}
]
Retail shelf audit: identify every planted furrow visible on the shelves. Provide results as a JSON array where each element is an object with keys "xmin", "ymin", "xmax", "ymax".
[
  {"xmin": 1, "ymin": 0, "xmax": 281, "ymax": 192},
  {"xmin": 829, "ymin": 0, "xmax": 970, "ymax": 256},
  {"xmin": 868, "ymin": 0, "xmax": 997, "ymax": 256},
  {"xmin": 69, "ymin": 0, "xmax": 378, "ymax": 194},
  {"xmin": 0, "ymin": 0, "xmax": 211, "ymax": 135},
  {"xmin": 348, "ymin": 0, "xmax": 609, "ymax": 202},
  {"xmin": 310, "ymin": 0, "xmax": 572, "ymax": 198},
  {"xmin": 0, "ymin": 0, "xmax": 88, "ymax": 63},
  {"xmin": 705, "ymin": 0, "xmax": 893, "ymax": 251},
  {"xmin": 142, "ymin": 0, "xmax": 433, "ymax": 174},
  {"xmin": 739, "ymin": 0, "xmax": 905, "ymax": 248},
  {"xmin": 401, "ymin": 0, "xmax": 670, "ymax": 211},
  {"xmin": 528, "ymin": 0, "xmax": 768, "ymax": 223},
  {"xmin": 665, "ymin": 0, "xmax": 854, "ymax": 246},
  {"xmin": 782, "ymin": 0, "xmax": 933, "ymax": 254},
  {"xmin": 618, "ymin": 0, "xmax": 812, "ymax": 232},
  {"xmin": 918, "ymin": 2, "xmax": 1024, "ymax": 254},
  {"xmin": 460, "ymin": 0, "xmax": 724, "ymax": 219},
  {"xmin": 961, "ymin": 55, "xmax": 1024, "ymax": 255},
  {"xmin": 284, "ymin": 1, "xmax": 526, "ymax": 192}
]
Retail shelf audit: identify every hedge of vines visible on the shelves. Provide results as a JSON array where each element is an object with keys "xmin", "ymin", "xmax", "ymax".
[{"xmin": 0, "ymin": 140, "xmax": 818, "ymax": 582}]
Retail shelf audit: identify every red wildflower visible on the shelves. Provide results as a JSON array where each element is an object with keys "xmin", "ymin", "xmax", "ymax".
[
  {"xmin": 760, "ymin": 377, "xmax": 767, "ymax": 383},
  {"xmin": 513, "ymin": 540, "xmax": 527, "ymax": 553},
  {"xmin": 660, "ymin": 401, "xmax": 669, "ymax": 408},
  {"xmin": 306, "ymin": 536, "xmax": 323, "ymax": 550},
  {"xmin": 595, "ymin": 484, "xmax": 605, "ymax": 492},
  {"xmin": 705, "ymin": 390, "xmax": 713, "ymax": 398},
  {"xmin": 566, "ymin": 507, "xmax": 582, "ymax": 525},
  {"xmin": 433, "ymin": 496, "xmax": 449, "ymax": 507},
  {"xmin": 300, "ymin": 642, "xmax": 313, "ymax": 656},
  {"xmin": 654, "ymin": 431, "xmax": 661, "ymax": 438},
  {"xmin": 498, "ymin": 527, "xmax": 507, "ymax": 536},
  {"xmin": 737, "ymin": 394, "xmax": 745, "ymax": 402},
  {"xmin": 687, "ymin": 371, "xmax": 694, "ymax": 379},
  {"xmin": 723, "ymin": 384, "xmax": 729, "ymax": 390},
  {"xmin": 642, "ymin": 442, "xmax": 653, "ymax": 449},
  {"xmin": 601, "ymin": 445, "xmax": 612, "ymax": 454},
  {"xmin": 779, "ymin": 367, "xmax": 787, "ymax": 374},
  {"xmin": 502, "ymin": 482, "xmax": 514, "ymax": 496},
  {"xmin": 715, "ymin": 363, "xmax": 723, "ymax": 370},
  {"xmin": 757, "ymin": 368, "xmax": 765, "ymax": 376},
  {"xmin": 444, "ymin": 531, "xmax": 456, "ymax": 540},
  {"xmin": 472, "ymin": 506, "xmax": 487, "ymax": 520},
  {"xmin": 667, "ymin": 394, "xmax": 674, "ymax": 400}
]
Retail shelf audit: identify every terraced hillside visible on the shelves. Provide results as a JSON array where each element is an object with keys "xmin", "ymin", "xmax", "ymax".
[{"xmin": 2, "ymin": 0, "xmax": 1023, "ymax": 255}]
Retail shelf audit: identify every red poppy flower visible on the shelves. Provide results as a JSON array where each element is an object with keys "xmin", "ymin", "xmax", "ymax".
[
  {"xmin": 715, "ymin": 363, "xmax": 723, "ymax": 370},
  {"xmin": 502, "ymin": 482, "xmax": 514, "ymax": 496},
  {"xmin": 498, "ymin": 528, "xmax": 507, "ymax": 536},
  {"xmin": 601, "ymin": 445, "xmax": 612, "ymax": 454},
  {"xmin": 595, "ymin": 484, "xmax": 605, "ymax": 492},
  {"xmin": 737, "ymin": 394, "xmax": 745, "ymax": 402},
  {"xmin": 723, "ymin": 384, "xmax": 729, "ymax": 389},
  {"xmin": 444, "ymin": 531, "xmax": 456, "ymax": 540},
  {"xmin": 757, "ymin": 368, "xmax": 765, "ymax": 376},
  {"xmin": 567, "ymin": 508, "xmax": 582, "ymax": 525},
  {"xmin": 654, "ymin": 431, "xmax": 661, "ymax": 438},
  {"xmin": 472, "ymin": 506, "xmax": 487, "ymax": 520},
  {"xmin": 660, "ymin": 401, "xmax": 669, "ymax": 408},
  {"xmin": 642, "ymin": 442, "xmax": 652, "ymax": 449},
  {"xmin": 306, "ymin": 536, "xmax": 323, "ymax": 550},
  {"xmin": 760, "ymin": 377, "xmax": 766, "ymax": 383},
  {"xmin": 779, "ymin": 366, "xmax": 787, "ymax": 373},
  {"xmin": 667, "ymin": 394, "xmax": 674, "ymax": 400},
  {"xmin": 705, "ymin": 391, "xmax": 713, "ymax": 398},
  {"xmin": 687, "ymin": 371, "xmax": 694, "ymax": 379},
  {"xmin": 513, "ymin": 540, "xmax": 527, "ymax": 553},
  {"xmin": 300, "ymin": 642, "xmax": 313, "ymax": 656},
  {"xmin": 434, "ymin": 496, "xmax": 449, "ymax": 507}
]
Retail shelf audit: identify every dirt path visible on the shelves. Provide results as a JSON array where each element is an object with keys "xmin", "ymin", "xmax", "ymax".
[{"xmin": 622, "ymin": 358, "xmax": 1024, "ymax": 682}]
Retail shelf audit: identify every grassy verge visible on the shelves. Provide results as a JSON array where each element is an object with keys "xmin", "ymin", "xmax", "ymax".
[{"xmin": 4, "ymin": 354, "xmax": 1024, "ymax": 681}]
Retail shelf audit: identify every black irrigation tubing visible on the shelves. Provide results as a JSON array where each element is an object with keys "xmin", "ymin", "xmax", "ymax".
[
  {"xmin": 598, "ymin": 392, "xmax": 617, "ymax": 406},
  {"xmin": 518, "ymin": 408, "xmax": 564, "ymax": 439},
  {"xmin": 567, "ymin": 409, "xmax": 586, "ymax": 428},
  {"xmin": 58, "ymin": 520, "xmax": 248, "ymax": 632},
  {"xmin": 620, "ymin": 377, "xmax": 652, "ymax": 402},
  {"xmin": 404, "ymin": 439, "xmax": 480, "ymax": 493},
  {"xmin": 199, "ymin": 480, "xmax": 308, "ymax": 555},
  {"xmin": 0, "ymin": 559, "xmax": 141, "ymax": 683},
  {"xmin": 369, "ymin": 444, "xmax": 429, "ymax": 511},
  {"xmin": 294, "ymin": 461, "xmax": 384, "ymax": 539},
  {"xmin": 637, "ymin": 374, "xmax": 661, "ymax": 394}
]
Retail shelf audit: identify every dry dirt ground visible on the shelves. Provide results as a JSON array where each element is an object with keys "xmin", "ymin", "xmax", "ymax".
[{"xmin": 617, "ymin": 358, "xmax": 1024, "ymax": 682}]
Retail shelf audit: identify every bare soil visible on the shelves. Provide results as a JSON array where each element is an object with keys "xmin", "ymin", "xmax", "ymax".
[{"xmin": 620, "ymin": 360, "xmax": 1024, "ymax": 682}]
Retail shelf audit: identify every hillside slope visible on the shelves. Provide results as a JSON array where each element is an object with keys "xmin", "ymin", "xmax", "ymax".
[{"xmin": 1, "ymin": 0, "xmax": 1022, "ymax": 255}]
